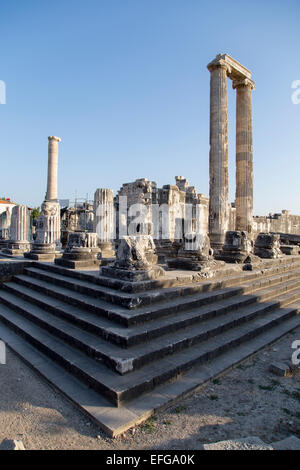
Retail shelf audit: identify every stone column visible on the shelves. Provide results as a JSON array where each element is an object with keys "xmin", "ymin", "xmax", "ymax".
[
  {"xmin": 25, "ymin": 136, "xmax": 62, "ymax": 261},
  {"xmin": 0, "ymin": 208, "xmax": 11, "ymax": 249},
  {"xmin": 94, "ymin": 188, "xmax": 115, "ymax": 258},
  {"xmin": 46, "ymin": 136, "xmax": 61, "ymax": 201},
  {"xmin": 207, "ymin": 58, "xmax": 231, "ymax": 250},
  {"xmin": 4, "ymin": 205, "xmax": 32, "ymax": 254},
  {"xmin": 233, "ymin": 78, "xmax": 255, "ymax": 237}
]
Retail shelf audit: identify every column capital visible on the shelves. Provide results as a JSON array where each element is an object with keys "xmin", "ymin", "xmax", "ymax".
[
  {"xmin": 207, "ymin": 55, "xmax": 232, "ymax": 75},
  {"xmin": 232, "ymin": 78, "xmax": 255, "ymax": 90},
  {"xmin": 48, "ymin": 136, "xmax": 62, "ymax": 143}
]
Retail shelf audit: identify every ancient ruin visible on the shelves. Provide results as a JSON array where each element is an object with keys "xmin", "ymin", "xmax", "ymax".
[{"xmin": 0, "ymin": 53, "xmax": 300, "ymax": 440}]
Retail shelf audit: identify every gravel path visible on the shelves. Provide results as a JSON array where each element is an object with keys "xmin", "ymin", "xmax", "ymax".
[{"xmin": 0, "ymin": 328, "xmax": 299, "ymax": 450}]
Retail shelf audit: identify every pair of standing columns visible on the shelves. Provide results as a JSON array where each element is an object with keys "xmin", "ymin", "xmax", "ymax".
[{"xmin": 208, "ymin": 56, "xmax": 255, "ymax": 249}]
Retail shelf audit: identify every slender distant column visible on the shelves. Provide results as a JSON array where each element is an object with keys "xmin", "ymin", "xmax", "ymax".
[
  {"xmin": 46, "ymin": 136, "xmax": 61, "ymax": 202},
  {"xmin": 207, "ymin": 58, "xmax": 231, "ymax": 249},
  {"xmin": 233, "ymin": 78, "xmax": 255, "ymax": 236},
  {"xmin": 94, "ymin": 188, "xmax": 115, "ymax": 257}
]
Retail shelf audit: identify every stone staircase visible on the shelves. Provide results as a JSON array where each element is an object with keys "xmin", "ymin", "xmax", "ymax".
[{"xmin": 0, "ymin": 257, "xmax": 300, "ymax": 435}]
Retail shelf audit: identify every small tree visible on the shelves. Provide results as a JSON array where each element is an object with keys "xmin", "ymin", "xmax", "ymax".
[{"xmin": 31, "ymin": 207, "xmax": 42, "ymax": 220}]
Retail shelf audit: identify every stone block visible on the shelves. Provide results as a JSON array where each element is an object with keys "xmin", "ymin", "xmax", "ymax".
[
  {"xmin": 269, "ymin": 362, "xmax": 291, "ymax": 377},
  {"xmin": 0, "ymin": 439, "xmax": 25, "ymax": 450},
  {"xmin": 217, "ymin": 231, "xmax": 252, "ymax": 263},
  {"xmin": 254, "ymin": 233, "xmax": 282, "ymax": 259},
  {"xmin": 280, "ymin": 245, "xmax": 300, "ymax": 256}
]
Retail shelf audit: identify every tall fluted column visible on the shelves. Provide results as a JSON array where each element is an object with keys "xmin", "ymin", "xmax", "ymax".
[
  {"xmin": 46, "ymin": 136, "xmax": 61, "ymax": 202},
  {"xmin": 207, "ymin": 58, "xmax": 231, "ymax": 249},
  {"xmin": 233, "ymin": 78, "xmax": 255, "ymax": 237}
]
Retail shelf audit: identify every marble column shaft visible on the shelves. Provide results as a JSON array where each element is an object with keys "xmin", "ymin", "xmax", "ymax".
[
  {"xmin": 234, "ymin": 79, "xmax": 255, "ymax": 236},
  {"xmin": 208, "ymin": 62, "xmax": 230, "ymax": 248},
  {"xmin": 10, "ymin": 205, "xmax": 31, "ymax": 242},
  {"xmin": 94, "ymin": 188, "xmax": 115, "ymax": 243}
]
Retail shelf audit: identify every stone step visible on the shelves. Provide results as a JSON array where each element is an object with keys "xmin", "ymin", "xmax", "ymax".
[
  {"xmin": 24, "ymin": 267, "xmax": 143, "ymax": 310},
  {"xmin": 0, "ymin": 312, "xmax": 299, "ymax": 437},
  {"xmin": 2, "ymin": 281, "xmax": 127, "ymax": 345},
  {"xmin": 0, "ymin": 277, "xmax": 288, "ymax": 349},
  {"xmin": 23, "ymin": 258, "xmax": 300, "ymax": 310},
  {"xmin": 5, "ymin": 272, "xmax": 300, "ymax": 351},
  {"xmin": 32, "ymin": 257, "xmax": 300, "ymax": 293},
  {"xmin": 12, "ymin": 273, "xmax": 247, "ymax": 326},
  {"xmin": 13, "ymin": 265, "xmax": 300, "ymax": 327},
  {"xmin": 1, "ymin": 281, "xmax": 300, "ymax": 375},
  {"xmin": 0, "ymin": 299, "xmax": 299, "ymax": 406}
]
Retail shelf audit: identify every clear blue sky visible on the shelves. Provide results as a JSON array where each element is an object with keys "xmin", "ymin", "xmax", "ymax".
[{"xmin": 0, "ymin": 0, "xmax": 299, "ymax": 214}]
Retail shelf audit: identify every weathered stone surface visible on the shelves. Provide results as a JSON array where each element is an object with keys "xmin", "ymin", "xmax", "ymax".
[
  {"xmin": 167, "ymin": 234, "xmax": 218, "ymax": 275},
  {"xmin": 217, "ymin": 230, "xmax": 252, "ymax": 263},
  {"xmin": 0, "ymin": 438, "xmax": 25, "ymax": 450},
  {"xmin": 0, "ymin": 261, "xmax": 31, "ymax": 282},
  {"xmin": 203, "ymin": 436, "xmax": 273, "ymax": 451},
  {"xmin": 101, "ymin": 235, "xmax": 165, "ymax": 281},
  {"xmin": 254, "ymin": 233, "xmax": 282, "ymax": 259},
  {"xmin": 269, "ymin": 362, "xmax": 291, "ymax": 377},
  {"xmin": 114, "ymin": 236, "xmax": 158, "ymax": 270}
]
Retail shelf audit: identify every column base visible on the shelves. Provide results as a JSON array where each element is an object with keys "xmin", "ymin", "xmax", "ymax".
[
  {"xmin": 24, "ymin": 243, "xmax": 62, "ymax": 262},
  {"xmin": 3, "ymin": 241, "xmax": 31, "ymax": 256},
  {"xmin": 55, "ymin": 258, "xmax": 101, "ymax": 270}
]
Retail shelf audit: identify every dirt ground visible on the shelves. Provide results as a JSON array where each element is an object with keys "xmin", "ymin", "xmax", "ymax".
[{"xmin": 0, "ymin": 328, "xmax": 299, "ymax": 450}]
